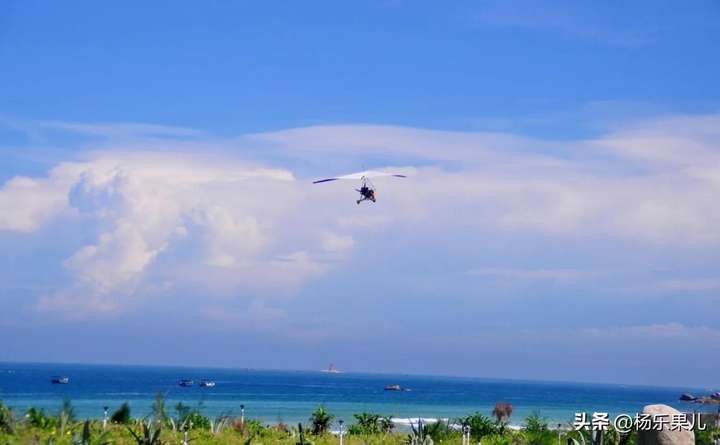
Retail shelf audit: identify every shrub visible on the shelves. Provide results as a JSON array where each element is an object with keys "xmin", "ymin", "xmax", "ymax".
[
  {"xmin": 524, "ymin": 412, "xmax": 549, "ymax": 434},
  {"xmin": 78, "ymin": 419, "xmax": 113, "ymax": 445},
  {"xmin": 523, "ymin": 412, "xmax": 554, "ymax": 445},
  {"xmin": 25, "ymin": 407, "xmax": 57, "ymax": 429},
  {"xmin": 309, "ymin": 406, "xmax": 334, "ymax": 435},
  {"xmin": 349, "ymin": 412, "xmax": 381, "ymax": 435},
  {"xmin": 379, "ymin": 415, "xmax": 394, "ymax": 433},
  {"xmin": 184, "ymin": 410, "xmax": 211, "ymax": 430},
  {"xmin": 127, "ymin": 420, "xmax": 164, "ymax": 445},
  {"xmin": 151, "ymin": 393, "xmax": 168, "ymax": 425},
  {"xmin": 695, "ymin": 422, "xmax": 720, "ymax": 445},
  {"xmin": 111, "ymin": 402, "xmax": 132, "ymax": 424},
  {"xmin": 232, "ymin": 417, "xmax": 265, "ymax": 437},
  {"xmin": 458, "ymin": 412, "xmax": 500, "ymax": 440},
  {"xmin": 423, "ymin": 419, "xmax": 458, "ymax": 442},
  {"xmin": 171, "ymin": 401, "xmax": 213, "ymax": 431},
  {"xmin": 58, "ymin": 398, "xmax": 76, "ymax": 435},
  {"xmin": 0, "ymin": 401, "xmax": 16, "ymax": 434}
]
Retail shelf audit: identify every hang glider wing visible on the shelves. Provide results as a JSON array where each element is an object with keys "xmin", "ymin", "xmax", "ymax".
[{"xmin": 313, "ymin": 170, "xmax": 407, "ymax": 184}]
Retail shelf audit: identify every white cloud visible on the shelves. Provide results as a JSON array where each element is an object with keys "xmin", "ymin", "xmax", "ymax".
[
  {"xmin": 247, "ymin": 124, "xmax": 557, "ymax": 164},
  {"xmin": 2, "ymin": 112, "xmax": 720, "ymax": 316},
  {"xmin": 190, "ymin": 205, "xmax": 265, "ymax": 268},
  {"xmin": 64, "ymin": 222, "xmax": 164, "ymax": 294},
  {"xmin": 0, "ymin": 163, "xmax": 81, "ymax": 232},
  {"xmin": 592, "ymin": 114, "xmax": 720, "ymax": 167},
  {"xmin": 252, "ymin": 117, "xmax": 720, "ymax": 244},
  {"xmin": 0, "ymin": 151, "xmax": 354, "ymax": 314}
]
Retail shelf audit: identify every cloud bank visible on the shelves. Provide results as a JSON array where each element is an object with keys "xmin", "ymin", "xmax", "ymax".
[{"xmin": 0, "ymin": 114, "xmax": 718, "ymax": 376}]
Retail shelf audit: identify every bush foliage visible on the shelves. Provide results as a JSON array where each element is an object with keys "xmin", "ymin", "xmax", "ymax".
[{"xmin": 0, "ymin": 400, "xmax": 715, "ymax": 445}]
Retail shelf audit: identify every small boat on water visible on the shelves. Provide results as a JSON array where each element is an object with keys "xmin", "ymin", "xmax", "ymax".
[
  {"xmin": 321, "ymin": 363, "xmax": 341, "ymax": 374},
  {"xmin": 679, "ymin": 393, "xmax": 696, "ymax": 401},
  {"xmin": 199, "ymin": 380, "xmax": 216, "ymax": 387},
  {"xmin": 51, "ymin": 376, "xmax": 69, "ymax": 384},
  {"xmin": 384, "ymin": 384, "xmax": 412, "ymax": 392},
  {"xmin": 178, "ymin": 379, "xmax": 194, "ymax": 387}
]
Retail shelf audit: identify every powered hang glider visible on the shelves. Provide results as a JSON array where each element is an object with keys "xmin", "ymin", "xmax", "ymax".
[{"xmin": 312, "ymin": 170, "xmax": 407, "ymax": 204}]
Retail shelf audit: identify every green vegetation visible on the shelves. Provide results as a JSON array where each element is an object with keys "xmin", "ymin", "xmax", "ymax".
[
  {"xmin": 347, "ymin": 412, "xmax": 394, "ymax": 436},
  {"xmin": 0, "ymin": 400, "xmax": 715, "ymax": 445},
  {"xmin": 0, "ymin": 401, "xmax": 16, "ymax": 434},
  {"xmin": 408, "ymin": 418, "xmax": 457, "ymax": 443},
  {"xmin": 171, "ymin": 401, "xmax": 211, "ymax": 431},
  {"xmin": 457, "ymin": 412, "xmax": 500, "ymax": 440},
  {"xmin": 59, "ymin": 399, "xmax": 77, "ymax": 436},
  {"xmin": 127, "ymin": 421, "xmax": 163, "ymax": 445},
  {"xmin": 695, "ymin": 421, "xmax": 720, "ymax": 445},
  {"xmin": 522, "ymin": 412, "xmax": 552, "ymax": 445},
  {"xmin": 151, "ymin": 393, "xmax": 168, "ymax": 426},
  {"xmin": 309, "ymin": 406, "xmax": 335, "ymax": 435},
  {"xmin": 111, "ymin": 403, "xmax": 132, "ymax": 425}
]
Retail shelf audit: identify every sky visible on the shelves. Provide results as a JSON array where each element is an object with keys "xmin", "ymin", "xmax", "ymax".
[{"xmin": 1, "ymin": 0, "xmax": 719, "ymax": 388}]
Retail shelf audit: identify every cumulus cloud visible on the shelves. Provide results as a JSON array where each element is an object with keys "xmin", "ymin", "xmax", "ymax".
[
  {"xmin": 1, "ymin": 112, "xmax": 719, "ymax": 317},
  {"xmin": 0, "ymin": 163, "xmax": 81, "ymax": 232},
  {"xmin": 0, "ymin": 150, "xmax": 364, "ymax": 315}
]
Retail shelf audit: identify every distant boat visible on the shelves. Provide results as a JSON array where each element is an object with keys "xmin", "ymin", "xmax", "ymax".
[
  {"xmin": 178, "ymin": 379, "xmax": 194, "ymax": 387},
  {"xmin": 321, "ymin": 363, "xmax": 341, "ymax": 374},
  {"xmin": 199, "ymin": 380, "xmax": 216, "ymax": 387},
  {"xmin": 51, "ymin": 376, "xmax": 69, "ymax": 384},
  {"xmin": 384, "ymin": 384, "xmax": 412, "ymax": 392},
  {"xmin": 679, "ymin": 393, "xmax": 696, "ymax": 401}
]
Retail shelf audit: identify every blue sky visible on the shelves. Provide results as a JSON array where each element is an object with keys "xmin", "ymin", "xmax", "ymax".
[{"xmin": 1, "ymin": 0, "xmax": 719, "ymax": 387}]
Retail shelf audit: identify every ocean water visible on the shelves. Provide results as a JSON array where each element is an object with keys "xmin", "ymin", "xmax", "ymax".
[{"xmin": 0, "ymin": 363, "xmax": 714, "ymax": 426}]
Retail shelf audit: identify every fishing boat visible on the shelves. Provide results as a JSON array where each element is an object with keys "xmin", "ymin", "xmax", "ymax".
[
  {"xmin": 178, "ymin": 379, "xmax": 194, "ymax": 387},
  {"xmin": 199, "ymin": 380, "xmax": 216, "ymax": 387},
  {"xmin": 384, "ymin": 384, "xmax": 412, "ymax": 392},
  {"xmin": 51, "ymin": 376, "xmax": 70, "ymax": 384},
  {"xmin": 321, "ymin": 363, "xmax": 341, "ymax": 373}
]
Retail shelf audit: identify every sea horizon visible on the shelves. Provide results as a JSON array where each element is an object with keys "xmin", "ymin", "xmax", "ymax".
[{"xmin": 1, "ymin": 360, "xmax": 711, "ymax": 392}]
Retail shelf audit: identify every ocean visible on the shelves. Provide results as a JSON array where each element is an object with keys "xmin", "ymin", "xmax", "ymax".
[{"xmin": 0, "ymin": 363, "xmax": 714, "ymax": 426}]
